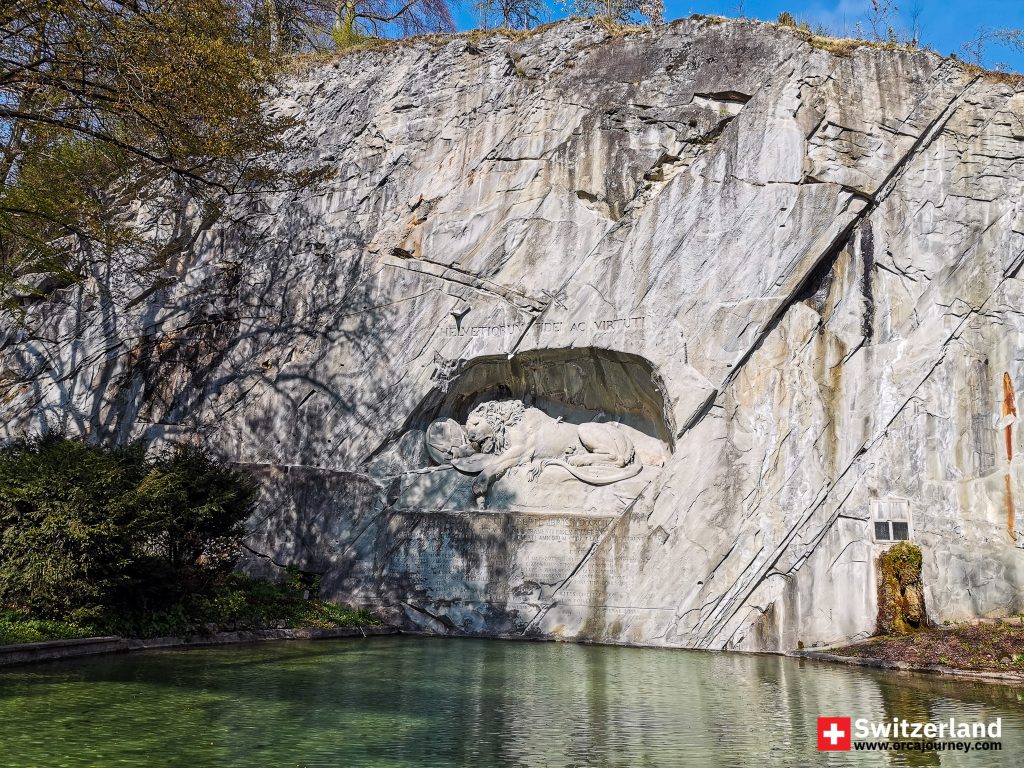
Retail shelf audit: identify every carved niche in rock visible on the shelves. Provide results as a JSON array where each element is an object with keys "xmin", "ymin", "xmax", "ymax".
[
  {"xmin": 424, "ymin": 398, "xmax": 644, "ymax": 507},
  {"xmin": 385, "ymin": 349, "xmax": 671, "ymax": 513}
]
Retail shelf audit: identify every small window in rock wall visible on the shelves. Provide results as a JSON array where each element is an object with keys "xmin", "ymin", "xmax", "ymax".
[{"xmin": 872, "ymin": 499, "xmax": 912, "ymax": 542}]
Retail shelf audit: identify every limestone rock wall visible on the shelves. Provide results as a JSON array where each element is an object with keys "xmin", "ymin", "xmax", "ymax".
[{"xmin": 3, "ymin": 17, "xmax": 1024, "ymax": 651}]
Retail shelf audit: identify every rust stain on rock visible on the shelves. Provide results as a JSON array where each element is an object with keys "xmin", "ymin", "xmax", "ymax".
[
  {"xmin": 1003, "ymin": 372, "xmax": 1017, "ymax": 540},
  {"xmin": 1003, "ymin": 372, "xmax": 1017, "ymax": 459}
]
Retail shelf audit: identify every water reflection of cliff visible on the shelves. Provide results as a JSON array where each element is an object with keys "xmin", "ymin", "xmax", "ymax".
[
  {"xmin": 876, "ymin": 681, "xmax": 940, "ymax": 767},
  {"xmin": 440, "ymin": 643, "xmax": 1024, "ymax": 767},
  {"xmin": 2, "ymin": 639, "xmax": 1021, "ymax": 766}
]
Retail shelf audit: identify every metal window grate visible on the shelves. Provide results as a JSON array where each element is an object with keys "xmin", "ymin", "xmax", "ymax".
[{"xmin": 871, "ymin": 499, "xmax": 912, "ymax": 542}]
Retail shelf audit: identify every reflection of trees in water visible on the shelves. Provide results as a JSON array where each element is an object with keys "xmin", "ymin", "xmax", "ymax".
[{"xmin": 866, "ymin": 665, "xmax": 1024, "ymax": 767}]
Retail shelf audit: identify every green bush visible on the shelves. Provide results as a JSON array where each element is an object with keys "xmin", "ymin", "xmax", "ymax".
[
  {"xmin": 120, "ymin": 442, "xmax": 259, "ymax": 613},
  {"xmin": 0, "ymin": 435, "xmax": 381, "ymax": 641},
  {"xmin": 0, "ymin": 436, "xmax": 150, "ymax": 624},
  {"xmin": 100, "ymin": 573, "xmax": 380, "ymax": 638},
  {"xmin": 190, "ymin": 573, "xmax": 380, "ymax": 632},
  {"xmin": 0, "ymin": 435, "xmax": 255, "ymax": 631},
  {"xmin": 0, "ymin": 608, "xmax": 94, "ymax": 645},
  {"xmin": 0, "ymin": 435, "xmax": 378, "ymax": 641}
]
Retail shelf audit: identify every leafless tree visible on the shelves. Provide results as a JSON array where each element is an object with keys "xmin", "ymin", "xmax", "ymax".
[
  {"xmin": 474, "ymin": 0, "xmax": 547, "ymax": 29},
  {"xmin": 866, "ymin": 0, "xmax": 898, "ymax": 42},
  {"xmin": 334, "ymin": 0, "xmax": 455, "ymax": 45},
  {"xmin": 559, "ymin": 0, "xmax": 664, "ymax": 25},
  {"xmin": 961, "ymin": 26, "xmax": 1024, "ymax": 66},
  {"xmin": 253, "ymin": 0, "xmax": 456, "ymax": 49},
  {"xmin": 907, "ymin": 1, "xmax": 922, "ymax": 48}
]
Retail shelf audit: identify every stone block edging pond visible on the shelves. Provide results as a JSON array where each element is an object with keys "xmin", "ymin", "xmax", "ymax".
[
  {"xmin": 0, "ymin": 626, "xmax": 399, "ymax": 667},
  {"xmin": 797, "ymin": 649, "xmax": 1024, "ymax": 686}
]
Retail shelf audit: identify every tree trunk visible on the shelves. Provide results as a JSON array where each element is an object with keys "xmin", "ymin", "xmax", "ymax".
[
  {"xmin": 335, "ymin": 0, "xmax": 358, "ymax": 45},
  {"xmin": 265, "ymin": 0, "xmax": 280, "ymax": 51}
]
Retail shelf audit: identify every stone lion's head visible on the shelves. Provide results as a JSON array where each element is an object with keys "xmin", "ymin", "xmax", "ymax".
[{"xmin": 465, "ymin": 399, "xmax": 525, "ymax": 455}]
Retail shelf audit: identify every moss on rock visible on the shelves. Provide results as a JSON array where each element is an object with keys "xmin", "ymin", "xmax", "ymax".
[{"xmin": 876, "ymin": 541, "xmax": 927, "ymax": 635}]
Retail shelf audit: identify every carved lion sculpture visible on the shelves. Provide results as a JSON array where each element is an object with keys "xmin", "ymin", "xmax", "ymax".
[{"xmin": 427, "ymin": 399, "xmax": 642, "ymax": 503}]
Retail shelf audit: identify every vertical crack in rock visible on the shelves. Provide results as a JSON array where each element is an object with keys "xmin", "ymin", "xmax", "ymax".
[
  {"xmin": 859, "ymin": 221, "xmax": 875, "ymax": 340},
  {"xmin": 720, "ymin": 74, "xmax": 981, "ymax": 395}
]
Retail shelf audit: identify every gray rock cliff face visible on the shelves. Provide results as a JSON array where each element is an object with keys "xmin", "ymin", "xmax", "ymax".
[{"xmin": 3, "ymin": 18, "xmax": 1024, "ymax": 651}]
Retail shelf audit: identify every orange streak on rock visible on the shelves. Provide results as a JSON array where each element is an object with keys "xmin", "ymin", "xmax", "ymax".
[{"xmin": 1003, "ymin": 372, "xmax": 1017, "ymax": 540}]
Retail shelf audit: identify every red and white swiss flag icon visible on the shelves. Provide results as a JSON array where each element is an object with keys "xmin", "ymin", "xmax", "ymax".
[{"xmin": 817, "ymin": 717, "xmax": 852, "ymax": 751}]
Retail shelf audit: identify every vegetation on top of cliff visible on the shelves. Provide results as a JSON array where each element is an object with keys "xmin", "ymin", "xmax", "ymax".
[
  {"xmin": 304, "ymin": 12, "xmax": 1024, "ymax": 94},
  {"xmin": 560, "ymin": 0, "xmax": 662, "ymax": 26},
  {"xmin": 296, "ymin": 20, "xmax": 558, "ymax": 61},
  {"xmin": 475, "ymin": 0, "xmax": 548, "ymax": 31},
  {"xmin": 774, "ymin": 5, "xmax": 1024, "ymax": 83},
  {"xmin": 297, "ymin": 15, "xmax": 656, "ymax": 63},
  {"xmin": 0, "ymin": 435, "xmax": 376, "ymax": 643},
  {"xmin": 330, "ymin": 0, "xmax": 456, "ymax": 48},
  {"xmin": 774, "ymin": 6, "xmax": 927, "ymax": 57}
]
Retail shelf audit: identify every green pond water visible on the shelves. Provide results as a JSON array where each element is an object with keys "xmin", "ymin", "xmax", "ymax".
[{"xmin": 1, "ymin": 637, "xmax": 1023, "ymax": 767}]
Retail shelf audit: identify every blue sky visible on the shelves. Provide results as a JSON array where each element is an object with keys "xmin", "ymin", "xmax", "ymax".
[{"xmin": 454, "ymin": 1, "xmax": 1024, "ymax": 72}]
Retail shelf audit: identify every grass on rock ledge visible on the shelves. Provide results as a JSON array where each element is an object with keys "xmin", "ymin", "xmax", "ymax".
[
  {"xmin": 831, "ymin": 620, "xmax": 1024, "ymax": 673},
  {"xmin": 306, "ymin": 15, "xmax": 1024, "ymax": 89}
]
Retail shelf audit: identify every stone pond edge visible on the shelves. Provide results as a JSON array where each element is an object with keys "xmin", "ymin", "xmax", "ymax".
[
  {"xmin": 796, "ymin": 649, "xmax": 1024, "ymax": 686},
  {"xmin": 5, "ymin": 627, "xmax": 1024, "ymax": 686},
  {"xmin": 0, "ymin": 626, "xmax": 399, "ymax": 667}
]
